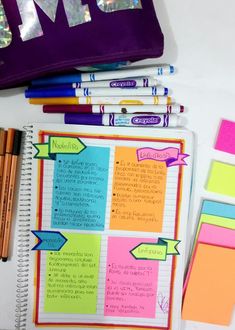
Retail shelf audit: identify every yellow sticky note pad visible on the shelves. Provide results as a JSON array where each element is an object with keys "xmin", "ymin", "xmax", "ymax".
[
  {"xmin": 44, "ymin": 233, "xmax": 101, "ymax": 314},
  {"xmin": 206, "ymin": 161, "xmax": 235, "ymax": 197}
]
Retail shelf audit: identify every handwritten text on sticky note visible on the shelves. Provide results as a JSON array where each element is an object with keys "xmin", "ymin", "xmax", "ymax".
[
  {"xmin": 44, "ymin": 233, "xmax": 101, "ymax": 314},
  {"xmin": 52, "ymin": 147, "xmax": 110, "ymax": 230},
  {"xmin": 110, "ymin": 147, "xmax": 167, "ymax": 232},
  {"xmin": 104, "ymin": 236, "xmax": 159, "ymax": 318}
]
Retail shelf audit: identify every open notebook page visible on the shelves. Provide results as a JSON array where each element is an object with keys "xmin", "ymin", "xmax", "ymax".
[{"xmin": 20, "ymin": 124, "xmax": 193, "ymax": 330}]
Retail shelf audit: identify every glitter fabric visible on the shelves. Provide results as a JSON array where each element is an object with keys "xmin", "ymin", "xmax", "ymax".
[
  {"xmin": 0, "ymin": 0, "xmax": 12, "ymax": 48},
  {"xmin": 97, "ymin": 0, "xmax": 142, "ymax": 12},
  {"xmin": 16, "ymin": 0, "xmax": 44, "ymax": 41},
  {"xmin": 34, "ymin": 0, "xmax": 59, "ymax": 22},
  {"xmin": 0, "ymin": 0, "xmax": 164, "ymax": 89},
  {"xmin": 63, "ymin": 0, "xmax": 91, "ymax": 27}
]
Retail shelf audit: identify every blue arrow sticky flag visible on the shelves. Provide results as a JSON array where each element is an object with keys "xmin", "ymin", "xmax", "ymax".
[{"xmin": 32, "ymin": 231, "xmax": 67, "ymax": 251}]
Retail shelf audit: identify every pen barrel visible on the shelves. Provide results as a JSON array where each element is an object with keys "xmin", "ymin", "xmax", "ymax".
[
  {"xmin": 2, "ymin": 157, "xmax": 18, "ymax": 259},
  {"xmin": 0, "ymin": 154, "xmax": 12, "ymax": 255},
  {"xmin": 0, "ymin": 156, "xmax": 4, "ymax": 197},
  {"xmin": 30, "ymin": 96, "xmax": 172, "ymax": 106}
]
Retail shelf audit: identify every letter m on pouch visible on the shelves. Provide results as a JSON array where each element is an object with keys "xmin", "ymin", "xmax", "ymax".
[{"xmin": 15, "ymin": 0, "xmax": 142, "ymax": 42}]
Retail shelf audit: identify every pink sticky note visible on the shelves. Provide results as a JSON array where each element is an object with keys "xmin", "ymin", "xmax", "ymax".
[
  {"xmin": 184, "ymin": 224, "xmax": 235, "ymax": 292},
  {"xmin": 104, "ymin": 237, "xmax": 159, "ymax": 318},
  {"xmin": 199, "ymin": 223, "xmax": 235, "ymax": 248},
  {"xmin": 215, "ymin": 119, "xmax": 235, "ymax": 154}
]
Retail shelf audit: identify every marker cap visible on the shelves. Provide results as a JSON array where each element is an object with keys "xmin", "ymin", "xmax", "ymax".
[
  {"xmin": 65, "ymin": 113, "xmax": 103, "ymax": 125},
  {"xmin": 43, "ymin": 105, "xmax": 92, "ymax": 113},
  {"xmin": 12, "ymin": 130, "xmax": 22, "ymax": 156}
]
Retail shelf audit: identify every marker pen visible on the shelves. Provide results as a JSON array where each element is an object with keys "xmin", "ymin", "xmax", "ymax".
[
  {"xmin": 29, "ymin": 96, "xmax": 172, "ymax": 106},
  {"xmin": 30, "ymin": 77, "xmax": 159, "ymax": 89},
  {"xmin": 25, "ymin": 86, "xmax": 168, "ymax": 98},
  {"xmin": 64, "ymin": 113, "xmax": 181, "ymax": 127},
  {"xmin": 43, "ymin": 104, "xmax": 184, "ymax": 114},
  {"xmin": 32, "ymin": 65, "xmax": 174, "ymax": 86}
]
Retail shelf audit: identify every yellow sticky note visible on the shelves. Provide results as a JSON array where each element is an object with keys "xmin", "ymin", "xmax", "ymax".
[
  {"xmin": 206, "ymin": 161, "xmax": 235, "ymax": 197},
  {"xmin": 110, "ymin": 146, "xmax": 167, "ymax": 232},
  {"xmin": 44, "ymin": 233, "xmax": 101, "ymax": 314},
  {"xmin": 182, "ymin": 243, "xmax": 235, "ymax": 325}
]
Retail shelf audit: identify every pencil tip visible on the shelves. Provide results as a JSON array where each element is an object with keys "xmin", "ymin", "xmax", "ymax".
[{"xmin": 2, "ymin": 257, "xmax": 7, "ymax": 262}]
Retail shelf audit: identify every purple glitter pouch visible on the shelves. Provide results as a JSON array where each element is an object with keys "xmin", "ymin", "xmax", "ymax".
[{"xmin": 0, "ymin": 0, "xmax": 164, "ymax": 89}]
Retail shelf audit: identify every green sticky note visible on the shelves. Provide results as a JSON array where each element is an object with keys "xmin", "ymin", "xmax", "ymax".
[
  {"xmin": 199, "ymin": 214, "xmax": 235, "ymax": 234},
  {"xmin": 206, "ymin": 161, "xmax": 235, "ymax": 197},
  {"xmin": 44, "ymin": 233, "xmax": 101, "ymax": 314}
]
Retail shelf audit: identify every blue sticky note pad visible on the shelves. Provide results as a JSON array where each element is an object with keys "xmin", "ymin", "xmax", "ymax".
[
  {"xmin": 52, "ymin": 146, "xmax": 110, "ymax": 230},
  {"xmin": 201, "ymin": 200, "xmax": 235, "ymax": 219}
]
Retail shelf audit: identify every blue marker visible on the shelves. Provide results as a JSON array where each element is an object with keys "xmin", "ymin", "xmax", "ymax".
[
  {"xmin": 32, "ymin": 65, "xmax": 174, "ymax": 86},
  {"xmin": 30, "ymin": 77, "xmax": 159, "ymax": 89},
  {"xmin": 25, "ymin": 86, "xmax": 168, "ymax": 98}
]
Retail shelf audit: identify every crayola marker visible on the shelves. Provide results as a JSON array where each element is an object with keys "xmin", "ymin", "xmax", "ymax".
[
  {"xmin": 29, "ymin": 96, "xmax": 172, "ymax": 105},
  {"xmin": 64, "ymin": 113, "xmax": 181, "ymax": 127}
]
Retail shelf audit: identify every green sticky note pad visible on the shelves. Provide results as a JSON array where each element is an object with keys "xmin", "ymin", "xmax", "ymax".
[
  {"xmin": 206, "ymin": 161, "xmax": 235, "ymax": 197},
  {"xmin": 44, "ymin": 233, "xmax": 101, "ymax": 314}
]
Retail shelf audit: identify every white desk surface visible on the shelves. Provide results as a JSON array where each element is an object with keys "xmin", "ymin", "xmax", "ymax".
[{"xmin": 0, "ymin": 0, "xmax": 235, "ymax": 329}]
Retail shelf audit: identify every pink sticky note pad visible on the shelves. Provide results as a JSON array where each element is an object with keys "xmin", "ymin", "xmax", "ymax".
[
  {"xmin": 104, "ymin": 237, "xmax": 159, "ymax": 318},
  {"xmin": 215, "ymin": 119, "xmax": 235, "ymax": 154},
  {"xmin": 183, "ymin": 223, "xmax": 235, "ymax": 292}
]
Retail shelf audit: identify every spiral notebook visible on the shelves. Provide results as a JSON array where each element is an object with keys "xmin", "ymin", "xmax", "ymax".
[{"xmin": 16, "ymin": 123, "xmax": 193, "ymax": 330}]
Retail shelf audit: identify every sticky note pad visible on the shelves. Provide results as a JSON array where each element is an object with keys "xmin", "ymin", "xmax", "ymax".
[
  {"xmin": 183, "ymin": 222, "xmax": 235, "ymax": 292},
  {"xmin": 110, "ymin": 146, "xmax": 167, "ymax": 232},
  {"xmin": 104, "ymin": 237, "xmax": 159, "ymax": 318},
  {"xmin": 206, "ymin": 161, "xmax": 235, "ymax": 197},
  {"xmin": 52, "ymin": 147, "xmax": 110, "ymax": 230},
  {"xmin": 201, "ymin": 200, "xmax": 235, "ymax": 218},
  {"xmin": 45, "ymin": 233, "xmax": 101, "ymax": 314},
  {"xmin": 215, "ymin": 119, "xmax": 235, "ymax": 154},
  {"xmin": 198, "ymin": 223, "xmax": 235, "ymax": 247},
  {"xmin": 182, "ymin": 243, "xmax": 235, "ymax": 325}
]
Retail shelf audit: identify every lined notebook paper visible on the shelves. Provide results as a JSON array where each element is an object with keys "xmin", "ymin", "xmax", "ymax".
[{"xmin": 15, "ymin": 124, "xmax": 193, "ymax": 330}]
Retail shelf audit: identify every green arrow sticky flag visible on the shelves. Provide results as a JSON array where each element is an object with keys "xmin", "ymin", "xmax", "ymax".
[
  {"xmin": 33, "ymin": 143, "xmax": 51, "ymax": 159},
  {"xmin": 33, "ymin": 136, "xmax": 86, "ymax": 159},
  {"xmin": 49, "ymin": 136, "xmax": 86, "ymax": 155},
  {"xmin": 130, "ymin": 238, "xmax": 180, "ymax": 261}
]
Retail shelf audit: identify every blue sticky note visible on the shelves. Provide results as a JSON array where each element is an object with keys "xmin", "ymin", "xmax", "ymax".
[
  {"xmin": 52, "ymin": 146, "xmax": 110, "ymax": 230},
  {"xmin": 201, "ymin": 200, "xmax": 235, "ymax": 219}
]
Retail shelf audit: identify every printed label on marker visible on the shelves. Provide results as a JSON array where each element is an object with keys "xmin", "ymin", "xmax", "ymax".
[{"xmin": 110, "ymin": 80, "xmax": 137, "ymax": 88}]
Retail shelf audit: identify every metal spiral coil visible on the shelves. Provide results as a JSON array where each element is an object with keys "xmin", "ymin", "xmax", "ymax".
[{"xmin": 15, "ymin": 126, "xmax": 33, "ymax": 330}]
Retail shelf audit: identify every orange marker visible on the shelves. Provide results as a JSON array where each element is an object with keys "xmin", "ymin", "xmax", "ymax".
[
  {"xmin": 2, "ymin": 130, "xmax": 22, "ymax": 262},
  {"xmin": 0, "ymin": 130, "xmax": 7, "ymax": 203},
  {"xmin": 0, "ymin": 128, "xmax": 15, "ymax": 258}
]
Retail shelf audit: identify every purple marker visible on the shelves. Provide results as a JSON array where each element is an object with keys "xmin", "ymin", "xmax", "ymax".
[{"xmin": 64, "ymin": 113, "xmax": 182, "ymax": 127}]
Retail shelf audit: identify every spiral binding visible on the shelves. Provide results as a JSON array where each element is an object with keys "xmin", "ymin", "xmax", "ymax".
[{"xmin": 15, "ymin": 126, "xmax": 33, "ymax": 330}]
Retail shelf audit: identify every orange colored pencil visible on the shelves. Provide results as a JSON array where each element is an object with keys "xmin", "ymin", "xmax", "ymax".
[
  {"xmin": 0, "ymin": 128, "xmax": 15, "ymax": 258},
  {"xmin": 2, "ymin": 130, "xmax": 22, "ymax": 261}
]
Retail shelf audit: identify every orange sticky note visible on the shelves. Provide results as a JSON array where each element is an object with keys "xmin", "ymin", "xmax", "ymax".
[
  {"xmin": 182, "ymin": 243, "xmax": 235, "ymax": 325},
  {"xmin": 110, "ymin": 146, "xmax": 167, "ymax": 232}
]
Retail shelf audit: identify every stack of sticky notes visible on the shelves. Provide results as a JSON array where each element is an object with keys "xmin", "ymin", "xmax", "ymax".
[{"xmin": 182, "ymin": 200, "xmax": 235, "ymax": 326}]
